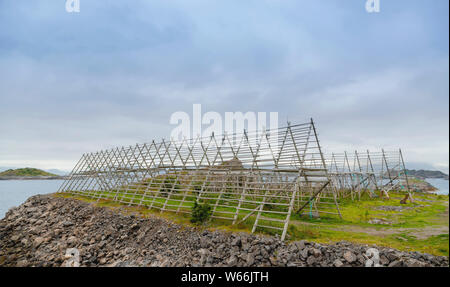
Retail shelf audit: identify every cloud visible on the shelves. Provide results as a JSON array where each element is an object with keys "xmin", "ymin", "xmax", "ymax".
[{"xmin": 0, "ymin": 0, "xmax": 448, "ymax": 173}]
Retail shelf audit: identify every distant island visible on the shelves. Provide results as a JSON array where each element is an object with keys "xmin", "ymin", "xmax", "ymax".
[
  {"xmin": 0, "ymin": 168, "xmax": 67, "ymax": 180},
  {"xmin": 406, "ymin": 169, "xmax": 449, "ymax": 180}
]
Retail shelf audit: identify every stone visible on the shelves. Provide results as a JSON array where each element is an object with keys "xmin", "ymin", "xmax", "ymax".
[
  {"xmin": 386, "ymin": 251, "xmax": 400, "ymax": 261},
  {"xmin": 388, "ymin": 260, "xmax": 403, "ymax": 267},
  {"xmin": 206, "ymin": 255, "xmax": 214, "ymax": 264},
  {"xmin": 16, "ymin": 259, "xmax": 29, "ymax": 267},
  {"xmin": 296, "ymin": 240, "xmax": 306, "ymax": 250},
  {"xmin": 198, "ymin": 248, "xmax": 208, "ymax": 265},
  {"xmin": 231, "ymin": 237, "xmax": 241, "ymax": 247},
  {"xmin": 306, "ymin": 256, "xmax": 316, "ymax": 266},
  {"xmin": 246, "ymin": 253, "xmax": 255, "ymax": 266},
  {"xmin": 357, "ymin": 254, "xmax": 365, "ymax": 264},
  {"xmin": 62, "ymin": 221, "xmax": 74, "ymax": 227},
  {"xmin": 67, "ymin": 236, "xmax": 78, "ymax": 245},
  {"xmin": 226, "ymin": 256, "xmax": 238, "ymax": 267},
  {"xmin": 300, "ymin": 248, "xmax": 309, "ymax": 259},
  {"xmin": 10, "ymin": 235, "xmax": 21, "ymax": 242},
  {"xmin": 311, "ymin": 248, "xmax": 322, "ymax": 258},
  {"xmin": 34, "ymin": 237, "xmax": 45, "ymax": 247},
  {"xmin": 368, "ymin": 218, "xmax": 392, "ymax": 225},
  {"xmin": 404, "ymin": 258, "xmax": 426, "ymax": 267},
  {"xmin": 333, "ymin": 259, "xmax": 344, "ymax": 267},
  {"xmin": 343, "ymin": 251, "xmax": 356, "ymax": 263},
  {"xmin": 379, "ymin": 255, "xmax": 389, "ymax": 266}
]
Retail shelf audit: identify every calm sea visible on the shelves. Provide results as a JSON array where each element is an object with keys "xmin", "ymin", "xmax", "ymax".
[
  {"xmin": 0, "ymin": 180, "xmax": 64, "ymax": 218},
  {"xmin": 424, "ymin": 178, "xmax": 449, "ymax": 195},
  {"xmin": 0, "ymin": 178, "xmax": 448, "ymax": 219}
]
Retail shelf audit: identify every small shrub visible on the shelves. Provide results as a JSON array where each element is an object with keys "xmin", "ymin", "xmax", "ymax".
[{"xmin": 190, "ymin": 201, "xmax": 212, "ymax": 224}]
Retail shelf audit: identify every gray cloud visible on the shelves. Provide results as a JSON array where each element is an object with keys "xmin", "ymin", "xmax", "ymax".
[{"xmin": 0, "ymin": 0, "xmax": 448, "ymax": 173}]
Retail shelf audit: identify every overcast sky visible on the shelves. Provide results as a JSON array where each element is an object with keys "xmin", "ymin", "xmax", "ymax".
[{"xmin": 0, "ymin": 0, "xmax": 448, "ymax": 173}]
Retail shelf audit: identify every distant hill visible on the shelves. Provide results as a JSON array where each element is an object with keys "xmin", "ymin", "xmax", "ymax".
[
  {"xmin": 0, "ymin": 168, "xmax": 58, "ymax": 177},
  {"xmin": 0, "ymin": 167, "xmax": 68, "ymax": 176},
  {"xmin": 406, "ymin": 169, "xmax": 449, "ymax": 180}
]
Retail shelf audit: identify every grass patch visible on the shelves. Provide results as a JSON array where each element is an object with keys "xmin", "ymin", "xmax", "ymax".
[{"xmin": 287, "ymin": 191, "xmax": 449, "ymax": 256}]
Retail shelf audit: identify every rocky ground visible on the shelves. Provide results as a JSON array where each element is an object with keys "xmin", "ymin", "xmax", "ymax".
[
  {"xmin": 0, "ymin": 194, "xmax": 448, "ymax": 267},
  {"xmin": 407, "ymin": 179, "xmax": 439, "ymax": 193}
]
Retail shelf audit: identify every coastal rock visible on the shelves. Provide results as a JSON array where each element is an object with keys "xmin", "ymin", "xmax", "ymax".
[
  {"xmin": 388, "ymin": 260, "xmax": 403, "ymax": 267},
  {"xmin": 343, "ymin": 251, "xmax": 357, "ymax": 263},
  {"xmin": 226, "ymin": 255, "xmax": 238, "ymax": 267},
  {"xmin": 33, "ymin": 237, "xmax": 45, "ymax": 247},
  {"xmin": 306, "ymin": 255, "xmax": 316, "ymax": 265},
  {"xmin": 333, "ymin": 259, "xmax": 344, "ymax": 267},
  {"xmin": 0, "ymin": 194, "xmax": 448, "ymax": 267}
]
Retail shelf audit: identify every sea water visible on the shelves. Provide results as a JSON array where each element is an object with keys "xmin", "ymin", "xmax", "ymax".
[
  {"xmin": 424, "ymin": 178, "xmax": 449, "ymax": 195},
  {"xmin": 0, "ymin": 180, "xmax": 64, "ymax": 218}
]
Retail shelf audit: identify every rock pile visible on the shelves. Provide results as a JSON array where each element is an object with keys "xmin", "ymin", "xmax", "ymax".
[{"xmin": 0, "ymin": 194, "xmax": 448, "ymax": 267}]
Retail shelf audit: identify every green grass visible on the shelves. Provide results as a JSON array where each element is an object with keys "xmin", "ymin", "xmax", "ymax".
[
  {"xmin": 293, "ymin": 192, "xmax": 447, "ymax": 229},
  {"xmin": 288, "ymin": 191, "xmax": 449, "ymax": 256}
]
